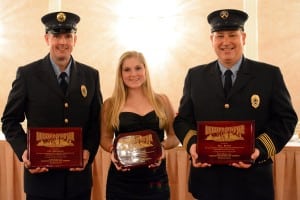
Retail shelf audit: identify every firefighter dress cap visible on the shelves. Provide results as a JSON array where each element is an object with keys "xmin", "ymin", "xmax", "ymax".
[
  {"xmin": 207, "ymin": 9, "xmax": 248, "ymax": 32},
  {"xmin": 41, "ymin": 11, "xmax": 80, "ymax": 34}
]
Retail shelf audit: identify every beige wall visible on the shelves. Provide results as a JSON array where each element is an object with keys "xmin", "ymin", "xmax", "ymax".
[
  {"xmin": 0, "ymin": 0, "xmax": 299, "ymax": 123},
  {"xmin": 258, "ymin": 0, "xmax": 300, "ymax": 116}
]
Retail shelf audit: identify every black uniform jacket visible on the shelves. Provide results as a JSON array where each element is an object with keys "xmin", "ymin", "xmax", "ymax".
[
  {"xmin": 1, "ymin": 54, "xmax": 103, "ymax": 199},
  {"xmin": 174, "ymin": 58, "xmax": 298, "ymax": 198}
]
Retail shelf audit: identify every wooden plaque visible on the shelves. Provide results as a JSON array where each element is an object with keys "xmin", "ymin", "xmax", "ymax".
[
  {"xmin": 113, "ymin": 130, "xmax": 162, "ymax": 168},
  {"xmin": 27, "ymin": 127, "xmax": 83, "ymax": 169},
  {"xmin": 197, "ymin": 121, "xmax": 255, "ymax": 164}
]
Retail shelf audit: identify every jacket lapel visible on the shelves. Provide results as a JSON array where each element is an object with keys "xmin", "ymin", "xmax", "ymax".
[
  {"xmin": 207, "ymin": 61, "xmax": 225, "ymax": 99},
  {"xmin": 36, "ymin": 55, "xmax": 81, "ymax": 97},
  {"xmin": 36, "ymin": 55, "xmax": 64, "ymax": 96},
  {"xmin": 68, "ymin": 61, "xmax": 82, "ymax": 96},
  {"xmin": 227, "ymin": 58, "xmax": 254, "ymax": 98}
]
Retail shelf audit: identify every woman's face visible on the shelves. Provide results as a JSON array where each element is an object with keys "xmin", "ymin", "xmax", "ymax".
[{"xmin": 121, "ymin": 56, "xmax": 146, "ymax": 89}]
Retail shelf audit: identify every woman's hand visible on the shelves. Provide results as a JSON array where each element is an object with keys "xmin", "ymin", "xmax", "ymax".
[
  {"xmin": 111, "ymin": 149, "xmax": 131, "ymax": 172},
  {"xmin": 148, "ymin": 145, "xmax": 166, "ymax": 168}
]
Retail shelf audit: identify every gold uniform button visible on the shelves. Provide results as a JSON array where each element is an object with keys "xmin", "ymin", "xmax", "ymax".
[
  {"xmin": 64, "ymin": 102, "xmax": 69, "ymax": 108},
  {"xmin": 224, "ymin": 104, "xmax": 230, "ymax": 109},
  {"xmin": 64, "ymin": 118, "xmax": 69, "ymax": 124}
]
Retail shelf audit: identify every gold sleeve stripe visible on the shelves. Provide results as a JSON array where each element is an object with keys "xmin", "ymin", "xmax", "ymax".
[
  {"xmin": 182, "ymin": 130, "xmax": 197, "ymax": 150},
  {"xmin": 257, "ymin": 133, "xmax": 276, "ymax": 158}
]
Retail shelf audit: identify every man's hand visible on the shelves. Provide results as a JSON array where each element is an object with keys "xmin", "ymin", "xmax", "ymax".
[
  {"xmin": 190, "ymin": 144, "xmax": 211, "ymax": 168},
  {"xmin": 231, "ymin": 148, "xmax": 260, "ymax": 168},
  {"xmin": 22, "ymin": 150, "xmax": 49, "ymax": 174},
  {"xmin": 70, "ymin": 150, "xmax": 90, "ymax": 171}
]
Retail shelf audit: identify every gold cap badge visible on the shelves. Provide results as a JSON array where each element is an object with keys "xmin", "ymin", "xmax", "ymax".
[
  {"xmin": 251, "ymin": 94, "xmax": 260, "ymax": 109},
  {"xmin": 81, "ymin": 85, "xmax": 87, "ymax": 98},
  {"xmin": 220, "ymin": 10, "xmax": 229, "ymax": 19},
  {"xmin": 56, "ymin": 12, "xmax": 66, "ymax": 22}
]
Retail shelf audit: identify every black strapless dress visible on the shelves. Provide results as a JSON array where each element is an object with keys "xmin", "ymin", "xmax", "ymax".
[{"xmin": 106, "ymin": 111, "xmax": 170, "ymax": 200}]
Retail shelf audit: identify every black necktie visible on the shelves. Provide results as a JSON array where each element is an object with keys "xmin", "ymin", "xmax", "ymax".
[
  {"xmin": 59, "ymin": 72, "xmax": 68, "ymax": 94},
  {"xmin": 224, "ymin": 70, "xmax": 232, "ymax": 97}
]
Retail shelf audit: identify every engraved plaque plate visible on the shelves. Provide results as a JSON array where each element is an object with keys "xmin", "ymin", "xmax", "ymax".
[
  {"xmin": 113, "ymin": 130, "xmax": 162, "ymax": 168},
  {"xmin": 27, "ymin": 127, "xmax": 83, "ymax": 169},
  {"xmin": 197, "ymin": 121, "xmax": 255, "ymax": 164}
]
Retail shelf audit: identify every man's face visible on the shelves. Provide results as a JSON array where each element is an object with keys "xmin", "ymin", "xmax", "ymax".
[
  {"xmin": 44, "ymin": 32, "xmax": 77, "ymax": 63},
  {"xmin": 210, "ymin": 30, "xmax": 246, "ymax": 68}
]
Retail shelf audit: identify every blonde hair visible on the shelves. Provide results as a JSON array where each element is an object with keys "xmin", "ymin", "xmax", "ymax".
[{"xmin": 106, "ymin": 51, "xmax": 168, "ymax": 131}]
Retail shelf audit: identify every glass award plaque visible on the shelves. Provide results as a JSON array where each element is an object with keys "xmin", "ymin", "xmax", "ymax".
[
  {"xmin": 27, "ymin": 127, "xmax": 83, "ymax": 169},
  {"xmin": 113, "ymin": 130, "xmax": 162, "ymax": 168},
  {"xmin": 197, "ymin": 121, "xmax": 255, "ymax": 164}
]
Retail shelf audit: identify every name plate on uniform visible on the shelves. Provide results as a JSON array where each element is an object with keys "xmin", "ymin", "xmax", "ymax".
[
  {"xmin": 27, "ymin": 127, "xmax": 83, "ymax": 169},
  {"xmin": 197, "ymin": 121, "xmax": 255, "ymax": 164},
  {"xmin": 113, "ymin": 130, "xmax": 162, "ymax": 168}
]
